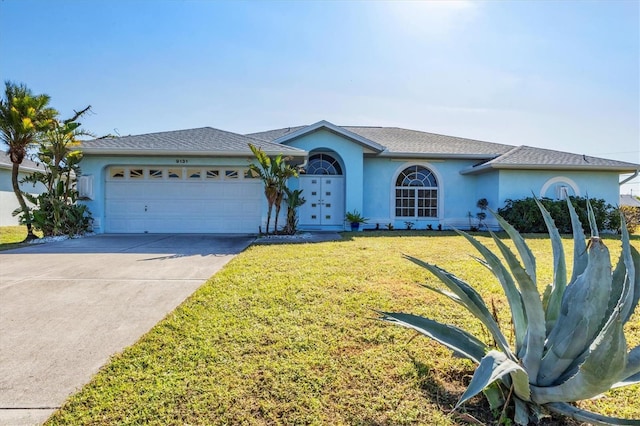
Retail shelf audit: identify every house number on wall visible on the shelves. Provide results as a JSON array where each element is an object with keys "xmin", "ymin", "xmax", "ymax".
[{"xmin": 175, "ymin": 159, "xmax": 188, "ymax": 164}]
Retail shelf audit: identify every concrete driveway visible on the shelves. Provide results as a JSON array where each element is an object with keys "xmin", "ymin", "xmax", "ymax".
[{"xmin": 0, "ymin": 234, "xmax": 254, "ymax": 425}]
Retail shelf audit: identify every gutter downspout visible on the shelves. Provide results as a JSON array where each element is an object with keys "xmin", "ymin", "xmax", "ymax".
[{"xmin": 620, "ymin": 170, "xmax": 640, "ymax": 186}]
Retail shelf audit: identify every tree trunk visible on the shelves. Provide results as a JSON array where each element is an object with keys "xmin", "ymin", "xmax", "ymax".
[
  {"xmin": 273, "ymin": 191, "xmax": 284, "ymax": 235},
  {"xmin": 11, "ymin": 162, "xmax": 37, "ymax": 241},
  {"xmin": 265, "ymin": 203, "xmax": 273, "ymax": 235}
]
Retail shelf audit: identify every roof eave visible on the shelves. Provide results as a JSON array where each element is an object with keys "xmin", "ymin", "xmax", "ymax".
[
  {"xmin": 461, "ymin": 164, "xmax": 640, "ymax": 175},
  {"xmin": 377, "ymin": 151, "xmax": 499, "ymax": 160},
  {"xmin": 81, "ymin": 148, "xmax": 308, "ymax": 157}
]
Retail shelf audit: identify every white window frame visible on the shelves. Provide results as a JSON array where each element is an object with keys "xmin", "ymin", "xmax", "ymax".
[{"xmin": 391, "ymin": 163, "xmax": 442, "ymax": 219}]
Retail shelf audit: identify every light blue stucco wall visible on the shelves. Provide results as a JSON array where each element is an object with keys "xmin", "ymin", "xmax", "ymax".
[
  {"xmin": 497, "ymin": 170, "xmax": 621, "ymax": 207},
  {"xmin": 283, "ymin": 129, "xmax": 365, "ymax": 229},
  {"xmin": 362, "ymin": 157, "xmax": 494, "ymax": 230}
]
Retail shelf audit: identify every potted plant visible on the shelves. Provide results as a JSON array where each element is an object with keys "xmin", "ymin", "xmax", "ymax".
[{"xmin": 345, "ymin": 210, "xmax": 368, "ymax": 231}]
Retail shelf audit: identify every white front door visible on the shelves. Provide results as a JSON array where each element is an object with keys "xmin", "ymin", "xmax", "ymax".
[{"xmin": 298, "ymin": 176, "xmax": 345, "ymax": 227}]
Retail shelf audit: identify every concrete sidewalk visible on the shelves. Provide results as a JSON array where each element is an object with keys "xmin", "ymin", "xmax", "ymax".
[{"xmin": 0, "ymin": 234, "xmax": 253, "ymax": 425}]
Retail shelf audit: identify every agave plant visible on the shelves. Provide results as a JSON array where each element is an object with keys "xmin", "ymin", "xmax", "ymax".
[{"xmin": 379, "ymin": 199, "xmax": 640, "ymax": 425}]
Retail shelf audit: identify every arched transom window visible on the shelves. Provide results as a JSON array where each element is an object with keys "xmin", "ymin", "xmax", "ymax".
[
  {"xmin": 306, "ymin": 154, "xmax": 343, "ymax": 175},
  {"xmin": 395, "ymin": 165, "xmax": 438, "ymax": 217}
]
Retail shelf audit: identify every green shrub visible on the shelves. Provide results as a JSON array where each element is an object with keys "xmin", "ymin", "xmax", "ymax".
[
  {"xmin": 24, "ymin": 190, "xmax": 92, "ymax": 237},
  {"xmin": 498, "ymin": 196, "xmax": 620, "ymax": 233}
]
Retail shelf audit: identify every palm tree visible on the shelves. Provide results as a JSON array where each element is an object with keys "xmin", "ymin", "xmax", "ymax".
[
  {"xmin": 38, "ymin": 106, "xmax": 92, "ymax": 196},
  {"xmin": 249, "ymin": 144, "xmax": 279, "ymax": 234},
  {"xmin": 0, "ymin": 82, "xmax": 57, "ymax": 240},
  {"xmin": 273, "ymin": 161, "xmax": 298, "ymax": 234},
  {"xmin": 283, "ymin": 188, "xmax": 306, "ymax": 235}
]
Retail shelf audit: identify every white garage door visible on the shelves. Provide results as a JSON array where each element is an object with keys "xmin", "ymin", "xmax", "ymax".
[{"xmin": 105, "ymin": 166, "xmax": 262, "ymax": 233}]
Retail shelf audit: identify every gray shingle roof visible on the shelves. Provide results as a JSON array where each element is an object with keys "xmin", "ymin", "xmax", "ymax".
[
  {"xmin": 344, "ymin": 126, "xmax": 513, "ymax": 156},
  {"xmin": 247, "ymin": 126, "xmax": 307, "ymax": 143},
  {"xmin": 0, "ymin": 151, "xmax": 44, "ymax": 172},
  {"xmin": 79, "ymin": 123, "xmax": 639, "ymax": 173},
  {"xmin": 465, "ymin": 145, "xmax": 640, "ymax": 172},
  {"xmin": 81, "ymin": 127, "xmax": 304, "ymax": 155},
  {"xmin": 250, "ymin": 123, "xmax": 639, "ymax": 171},
  {"xmin": 249, "ymin": 125, "xmax": 512, "ymax": 156}
]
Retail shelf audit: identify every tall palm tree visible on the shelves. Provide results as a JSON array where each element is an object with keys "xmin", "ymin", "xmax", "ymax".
[
  {"xmin": 0, "ymin": 82, "xmax": 57, "ymax": 240},
  {"xmin": 38, "ymin": 106, "xmax": 92, "ymax": 196}
]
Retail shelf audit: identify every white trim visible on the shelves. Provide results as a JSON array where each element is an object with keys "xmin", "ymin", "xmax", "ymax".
[
  {"xmin": 539, "ymin": 176, "xmax": 581, "ymax": 199},
  {"xmin": 390, "ymin": 162, "xmax": 443, "ymax": 220}
]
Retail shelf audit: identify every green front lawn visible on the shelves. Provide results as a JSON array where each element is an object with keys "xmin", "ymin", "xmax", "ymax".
[{"xmin": 47, "ymin": 232, "xmax": 640, "ymax": 425}]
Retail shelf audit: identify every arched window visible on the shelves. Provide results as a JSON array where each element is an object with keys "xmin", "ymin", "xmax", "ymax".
[
  {"xmin": 395, "ymin": 165, "xmax": 438, "ymax": 217},
  {"xmin": 306, "ymin": 154, "xmax": 343, "ymax": 175}
]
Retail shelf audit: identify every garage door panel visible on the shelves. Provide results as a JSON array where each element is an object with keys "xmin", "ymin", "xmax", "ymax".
[{"xmin": 105, "ymin": 167, "xmax": 262, "ymax": 233}]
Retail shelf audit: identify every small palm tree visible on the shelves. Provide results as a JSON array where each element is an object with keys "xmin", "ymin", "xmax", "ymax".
[
  {"xmin": 283, "ymin": 188, "xmax": 305, "ymax": 235},
  {"xmin": 249, "ymin": 144, "xmax": 299, "ymax": 234},
  {"xmin": 273, "ymin": 161, "xmax": 298, "ymax": 234},
  {"xmin": 0, "ymin": 82, "xmax": 57, "ymax": 240},
  {"xmin": 249, "ymin": 144, "xmax": 279, "ymax": 234}
]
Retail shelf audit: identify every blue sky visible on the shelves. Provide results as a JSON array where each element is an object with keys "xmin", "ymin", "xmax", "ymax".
[{"xmin": 1, "ymin": 0, "xmax": 639, "ymax": 193}]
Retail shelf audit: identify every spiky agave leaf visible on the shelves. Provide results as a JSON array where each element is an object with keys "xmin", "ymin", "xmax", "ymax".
[
  {"xmin": 621, "ymin": 232, "xmax": 640, "ymax": 325},
  {"xmin": 404, "ymin": 255, "xmax": 515, "ymax": 360},
  {"xmin": 566, "ymin": 198, "xmax": 589, "ymax": 283},
  {"xmin": 487, "ymin": 231, "xmax": 547, "ymax": 380},
  {"xmin": 533, "ymin": 197, "xmax": 567, "ymax": 334},
  {"xmin": 454, "ymin": 350, "xmax": 531, "ymax": 409},
  {"xmin": 537, "ymin": 237, "xmax": 614, "ymax": 386},
  {"xmin": 531, "ymin": 298, "xmax": 627, "ymax": 403},
  {"xmin": 614, "ymin": 345, "xmax": 640, "ymax": 388},
  {"xmin": 489, "ymin": 209, "xmax": 537, "ymax": 287},
  {"xmin": 377, "ymin": 312, "xmax": 488, "ymax": 364},
  {"xmin": 546, "ymin": 402, "xmax": 640, "ymax": 426},
  {"xmin": 453, "ymin": 229, "xmax": 528, "ymax": 355}
]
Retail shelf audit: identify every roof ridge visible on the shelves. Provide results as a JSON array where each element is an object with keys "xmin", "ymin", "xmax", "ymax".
[
  {"xmin": 346, "ymin": 125, "xmax": 516, "ymax": 147},
  {"xmin": 93, "ymin": 126, "xmax": 251, "ymax": 141}
]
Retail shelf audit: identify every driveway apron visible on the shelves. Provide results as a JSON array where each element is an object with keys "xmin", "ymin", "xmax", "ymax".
[{"xmin": 0, "ymin": 234, "xmax": 253, "ymax": 425}]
